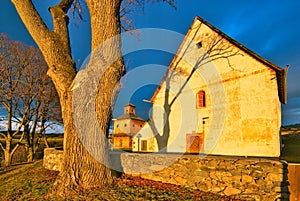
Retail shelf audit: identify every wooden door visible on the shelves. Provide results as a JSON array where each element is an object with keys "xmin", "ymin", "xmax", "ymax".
[
  {"xmin": 141, "ymin": 140, "xmax": 147, "ymax": 152},
  {"xmin": 186, "ymin": 133, "xmax": 203, "ymax": 153}
]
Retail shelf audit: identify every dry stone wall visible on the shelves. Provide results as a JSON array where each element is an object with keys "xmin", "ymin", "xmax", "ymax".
[
  {"xmin": 43, "ymin": 148, "xmax": 63, "ymax": 171},
  {"xmin": 43, "ymin": 149, "xmax": 289, "ymax": 201},
  {"xmin": 121, "ymin": 153, "xmax": 289, "ymax": 201}
]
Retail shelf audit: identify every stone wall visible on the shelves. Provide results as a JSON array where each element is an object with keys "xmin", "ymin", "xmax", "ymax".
[
  {"xmin": 121, "ymin": 153, "xmax": 289, "ymax": 201},
  {"xmin": 43, "ymin": 148, "xmax": 63, "ymax": 171},
  {"xmin": 43, "ymin": 149, "xmax": 289, "ymax": 200}
]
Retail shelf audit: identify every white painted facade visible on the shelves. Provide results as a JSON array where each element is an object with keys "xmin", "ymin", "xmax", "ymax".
[{"xmin": 132, "ymin": 16, "xmax": 287, "ymax": 157}]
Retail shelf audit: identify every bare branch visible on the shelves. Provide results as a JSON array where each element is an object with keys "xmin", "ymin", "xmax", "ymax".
[
  {"xmin": 10, "ymin": 0, "xmax": 52, "ymax": 48},
  {"xmin": 11, "ymin": 132, "xmax": 25, "ymax": 156},
  {"xmin": 0, "ymin": 141, "xmax": 5, "ymax": 151},
  {"xmin": 49, "ymin": 0, "xmax": 74, "ymax": 53},
  {"xmin": 0, "ymin": 132, "xmax": 6, "ymax": 139}
]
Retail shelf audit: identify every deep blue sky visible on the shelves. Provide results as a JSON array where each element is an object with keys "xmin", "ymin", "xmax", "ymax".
[{"xmin": 1, "ymin": 0, "xmax": 300, "ymax": 125}]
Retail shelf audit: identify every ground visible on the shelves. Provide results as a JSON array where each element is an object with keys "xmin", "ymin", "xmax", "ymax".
[
  {"xmin": 0, "ymin": 161, "xmax": 242, "ymax": 200},
  {"xmin": 281, "ymin": 134, "xmax": 300, "ymax": 163},
  {"xmin": 0, "ymin": 132, "xmax": 299, "ymax": 200}
]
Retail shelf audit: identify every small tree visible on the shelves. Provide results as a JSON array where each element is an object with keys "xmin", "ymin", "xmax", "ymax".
[{"xmin": 0, "ymin": 34, "xmax": 30, "ymax": 166}]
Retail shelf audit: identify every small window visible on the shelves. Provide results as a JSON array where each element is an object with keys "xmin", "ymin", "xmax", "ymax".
[
  {"xmin": 196, "ymin": 41, "xmax": 202, "ymax": 48},
  {"xmin": 140, "ymin": 125, "xmax": 143, "ymax": 128},
  {"xmin": 197, "ymin": 90, "xmax": 206, "ymax": 108},
  {"xmin": 116, "ymin": 124, "xmax": 119, "ymax": 128},
  {"xmin": 124, "ymin": 124, "xmax": 127, "ymax": 127},
  {"xmin": 133, "ymin": 124, "xmax": 135, "ymax": 127}
]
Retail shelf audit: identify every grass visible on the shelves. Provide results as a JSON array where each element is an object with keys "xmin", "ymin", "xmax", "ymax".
[
  {"xmin": 281, "ymin": 133, "xmax": 300, "ymax": 163},
  {"xmin": 0, "ymin": 161, "xmax": 241, "ymax": 201},
  {"xmin": 0, "ymin": 161, "xmax": 57, "ymax": 200}
]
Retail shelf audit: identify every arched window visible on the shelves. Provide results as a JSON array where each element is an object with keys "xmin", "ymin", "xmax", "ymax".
[{"xmin": 197, "ymin": 90, "xmax": 206, "ymax": 108}]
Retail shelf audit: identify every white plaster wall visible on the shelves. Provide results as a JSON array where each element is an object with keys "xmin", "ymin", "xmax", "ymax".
[{"xmin": 136, "ymin": 18, "xmax": 282, "ymax": 157}]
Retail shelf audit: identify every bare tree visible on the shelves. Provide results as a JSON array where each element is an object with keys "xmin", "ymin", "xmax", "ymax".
[
  {"xmin": 0, "ymin": 34, "xmax": 29, "ymax": 166},
  {"xmin": 148, "ymin": 23, "xmax": 240, "ymax": 151},
  {"xmin": 11, "ymin": 0, "xmax": 175, "ymax": 196},
  {"xmin": 37, "ymin": 78, "xmax": 62, "ymax": 149},
  {"xmin": 13, "ymin": 47, "xmax": 61, "ymax": 162},
  {"xmin": 0, "ymin": 34, "xmax": 61, "ymax": 165}
]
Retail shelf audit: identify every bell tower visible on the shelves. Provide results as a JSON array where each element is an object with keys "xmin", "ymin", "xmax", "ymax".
[{"xmin": 124, "ymin": 103, "xmax": 136, "ymax": 115}]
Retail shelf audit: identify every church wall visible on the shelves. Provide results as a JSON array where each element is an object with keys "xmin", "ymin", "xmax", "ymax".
[{"xmin": 136, "ymin": 18, "xmax": 282, "ymax": 157}]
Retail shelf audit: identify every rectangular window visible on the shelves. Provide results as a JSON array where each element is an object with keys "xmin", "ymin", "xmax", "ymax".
[
  {"xmin": 129, "ymin": 139, "xmax": 132, "ymax": 148},
  {"xmin": 197, "ymin": 90, "xmax": 206, "ymax": 108}
]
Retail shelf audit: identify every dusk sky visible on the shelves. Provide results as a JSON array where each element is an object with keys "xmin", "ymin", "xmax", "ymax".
[{"xmin": 1, "ymin": 0, "xmax": 300, "ymax": 125}]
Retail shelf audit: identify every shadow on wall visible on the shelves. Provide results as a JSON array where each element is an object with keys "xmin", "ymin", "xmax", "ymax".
[
  {"xmin": 281, "ymin": 162, "xmax": 290, "ymax": 200},
  {"xmin": 110, "ymin": 151, "xmax": 124, "ymax": 177}
]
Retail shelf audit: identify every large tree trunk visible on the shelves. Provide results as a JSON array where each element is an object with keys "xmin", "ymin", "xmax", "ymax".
[
  {"xmin": 87, "ymin": 0, "xmax": 125, "ymax": 146},
  {"xmin": 51, "ymin": 90, "xmax": 115, "ymax": 195},
  {"xmin": 51, "ymin": 0, "xmax": 124, "ymax": 196}
]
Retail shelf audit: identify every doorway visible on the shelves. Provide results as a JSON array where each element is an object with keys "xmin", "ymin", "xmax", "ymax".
[{"xmin": 186, "ymin": 132, "xmax": 203, "ymax": 153}]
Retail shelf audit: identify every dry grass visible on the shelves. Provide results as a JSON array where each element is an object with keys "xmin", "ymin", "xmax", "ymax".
[
  {"xmin": 281, "ymin": 133, "xmax": 300, "ymax": 163},
  {"xmin": 0, "ymin": 161, "xmax": 242, "ymax": 201},
  {"xmin": 0, "ymin": 161, "xmax": 57, "ymax": 200}
]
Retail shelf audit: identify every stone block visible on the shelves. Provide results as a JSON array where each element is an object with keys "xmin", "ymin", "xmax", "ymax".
[
  {"xmin": 149, "ymin": 164, "xmax": 164, "ymax": 172},
  {"xmin": 267, "ymin": 173, "xmax": 283, "ymax": 182},
  {"xmin": 215, "ymin": 170, "xmax": 232, "ymax": 178},
  {"xmin": 241, "ymin": 175, "xmax": 253, "ymax": 183},
  {"xmin": 245, "ymin": 184, "xmax": 260, "ymax": 192},
  {"xmin": 174, "ymin": 176, "xmax": 187, "ymax": 185},
  {"xmin": 222, "ymin": 175, "xmax": 241, "ymax": 184},
  {"xmin": 230, "ymin": 168, "xmax": 242, "ymax": 176},
  {"xmin": 195, "ymin": 181, "xmax": 208, "ymax": 191},
  {"xmin": 223, "ymin": 187, "xmax": 241, "ymax": 196},
  {"xmin": 207, "ymin": 159, "xmax": 219, "ymax": 168},
  {"xmin": 210, "ymin": 171, "xmax": 220, "ymax": 181}
]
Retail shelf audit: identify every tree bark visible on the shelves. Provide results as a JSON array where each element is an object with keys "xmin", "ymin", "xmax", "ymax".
[
  {"xmin": 4, "ymin": 135, "xmax": 12, "ymax": 167},
  {"xmin": 3, "ymin": 101, "xmax": 13, "ymax": 167},
  {"xmin": 51, "ymin": 91, "xmax": 116, "ymax": 195}
]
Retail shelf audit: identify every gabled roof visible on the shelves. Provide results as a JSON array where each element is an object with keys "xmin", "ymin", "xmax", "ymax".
[
  {"xmin": 125, "ymin": 103, "xmax": 136, "ymax": 108},
  {"xmin": 151, "ymin": 16, "xmax": 288, "ymax": 104},
  {"xmin": 116, "ymin": 113, "xmax": 145, "ymax": 122}
]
